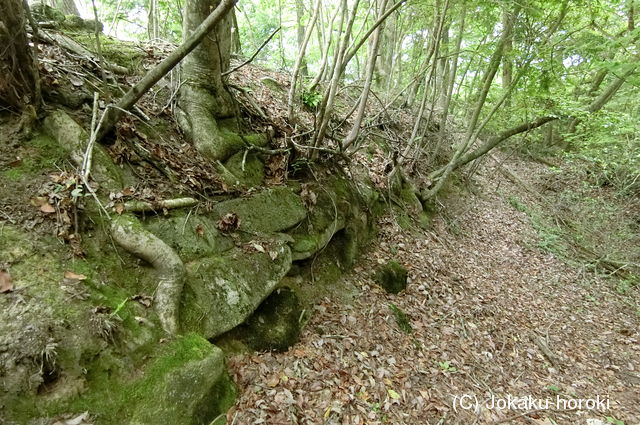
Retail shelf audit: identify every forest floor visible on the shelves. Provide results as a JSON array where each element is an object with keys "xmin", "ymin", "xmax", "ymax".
[{"xmin": 226, "ymin": 155, "xmax": 640, "ymax": 425}]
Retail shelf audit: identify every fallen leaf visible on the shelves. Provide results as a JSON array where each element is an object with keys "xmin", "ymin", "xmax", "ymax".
[
  {"xmin": 40, "ymin": 203, "xmax": 56, "ymax": 213},
  {"xmin": 64, "ymin": 271, "xmax": 87, "ymax": 281},
  {"xmin": 122, "ymin": 187, "xmax": 135, "ymax": 196},
  {"xmin": 267, "ymin": 375, "xmax": 280, "ymax": 387},
  {"xmin": 387, "ymin": 388, "xmax": 401, "ymax": 400},
  {"xmin": 0, "ymin": 270, "xmax": 14, "ymax": 293}
]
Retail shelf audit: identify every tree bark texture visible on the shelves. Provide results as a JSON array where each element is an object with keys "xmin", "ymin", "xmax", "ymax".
[
  {"xmin": 176, "ymin": 0, "xmax": 240, "ymax": 161},
  {"xmin": 0, "ymin": 0, "xmax": 39, "ymax": 111}
]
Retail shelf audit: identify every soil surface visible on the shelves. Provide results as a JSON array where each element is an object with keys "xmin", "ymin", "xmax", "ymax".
[{"xmin": 226, "ymin": 157, "xmax": 640, "ymax": 425}]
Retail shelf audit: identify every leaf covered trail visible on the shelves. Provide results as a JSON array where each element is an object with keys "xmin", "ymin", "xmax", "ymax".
[{"xmin": 227, "ymin": 160, "xmax": 640, "ymax": 425}]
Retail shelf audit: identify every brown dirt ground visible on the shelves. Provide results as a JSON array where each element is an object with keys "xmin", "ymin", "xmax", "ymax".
[{"xmin": 226, "ymin": 157, "xmax": 640, "ymax": 425}]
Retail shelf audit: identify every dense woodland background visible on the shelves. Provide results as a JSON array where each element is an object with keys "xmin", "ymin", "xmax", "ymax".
[{"xmin": 4, "ymin": 0, "xmax": 639, "ymax": 198}]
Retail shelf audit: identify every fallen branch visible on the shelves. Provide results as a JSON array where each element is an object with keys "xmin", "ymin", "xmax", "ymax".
[
  {"xmin": 425, "ymin": 115, "xmax": 558, "ymax": 197},
  {"xmin": 122, "ymin": 197, "xmax": 198, "ymax": 213},
  {"xmin": 222, "ymin": 26, "xmax": 280, "ymax": 77},
  {"xmin": 531, "ymin": 334, "xmax": 561, "ymax": 368}
]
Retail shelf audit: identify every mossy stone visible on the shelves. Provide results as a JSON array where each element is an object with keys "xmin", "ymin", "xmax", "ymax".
[
  {"xmin": 260, "ymin": 77, "xmax": 284, "ymax": 92},
  {"xmin": 130, "ymin": 335, "xmax": 235, "ymax": 425},
  {"xmin": 375, "ymin": 261, "xmax": 408, "ymax": 294},
  {"xmin": 212, "ymin": 186, "xmax": 307, "ymax": 234},
  {"xmin": 144, "ymin": 213, "xmax": 234, "ymax": 262},
  {"xmin": 181, "ymin": 242, "xmax": 293, "ymax": 339},
  {"xmin": 223, "ymin": 150, "xmax": 265, "ymax": 187},
  {"xmin": 241, "ymin": 287, "xmax": 303, "ymax": 352}
]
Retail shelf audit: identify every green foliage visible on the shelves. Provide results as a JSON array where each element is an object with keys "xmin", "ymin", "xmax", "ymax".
[
  {"xmin": 301, "ymin": 89, "xmax": 322, "ymax": 109},
  {"xmin": 437, "ymin": 360, "xmax": 457, "ymax": 373},
  {"xmin": 606, "ymin": 417, "xmax": 626, "ymax": 425},
  {"xmin": 566, "ymin": 111, "xmax": 640, "ymax": 195}
]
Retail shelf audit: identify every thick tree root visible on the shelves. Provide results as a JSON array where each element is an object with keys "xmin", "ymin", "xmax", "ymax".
[{"xmin": 110, "ymin": 215, "xmax": 184, "ymax": 334}]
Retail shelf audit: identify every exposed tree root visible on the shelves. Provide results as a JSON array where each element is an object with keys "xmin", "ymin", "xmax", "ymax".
[{"xmin": 110, "ymin": 215, "xmax": 184, "ymax": 334}]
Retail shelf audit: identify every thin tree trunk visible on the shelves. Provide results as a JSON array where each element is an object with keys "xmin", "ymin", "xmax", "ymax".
[
  {"xmin": 288, "ymin": 0, "xmax": 321, "ymax": 120},
  {"xmin": 399, "ymin": 0, "xmax": 448, "ymax": 164},
  {"xmin": 425, "ymin": 3, "xmax": 521, "ymax": 198},
  {"xmin": 343, "ymin": 0, "xmax": 389, "ymax": 150},
  {"xmin": 313, "ymin": 0, "xmax": 361, "ymax": 149},
  {"xmin": 231, "ymin": 8, "xmax": 242, "ymax": 54},
  {"xmin": 439, "ymin": 3, "xmax": 465, "ymax": 131},
  {"xmin": 308, "ymin": 2, "xmax": 341, "ymax": 91},
  {"xmin": 502, "ymin": 6, "xmax": 514, "ymax": 106},
  {"xmin": 426, "ymin": 116, "xmax": 558, "ymax": 182},
  {"xmin": 568, "ymin": 63, "xmax": 638, "ymax": 133},
  {"xmin": 296, "ymin": 0, "xmax": 308, "ymax": 77}
]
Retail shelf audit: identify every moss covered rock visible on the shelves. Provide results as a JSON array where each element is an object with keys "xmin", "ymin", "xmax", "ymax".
[
  {"xmin": 240, "ymin": 287, "xmax": 303, "ymax": 352},
  {"xmin": 130, "ymin": 334, "xmax": 235, "ymax": 425},
  {"xmin": 289, "ymin": 177, "xmax": 375, "ymax": 262},
  {"xmin": 375, "ymin": 261, "xmax": 408, "ymax": 294},
  {"xmin": 212, "ymin": 186, "xmax": 306, "ymax": 234},
  {"xmin": 223, "ymin": 150, "xmax": 265, "ymax": 187},
  {"xmin": 144, "ymin": 213, "xmax": 234, "ymax": 262},
  {"xmin": 181, "ymin": 241, "xmax": 293, "ymax": 339}
]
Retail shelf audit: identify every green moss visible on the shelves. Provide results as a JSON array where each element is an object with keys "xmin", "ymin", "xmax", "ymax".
[
  {"xmin": 242, "ymin": 133, "xmax": 269, "ymax": 147},
  {"xmin": 375, "ymin": 261, "xmax": 408, "ymax": 294},
  {"xmin": 144, "ymin": 212, "xmax": 234, "ymax": 262},
  {"xmin": 129, "ymin": 335, "xmax": 235, "ymax": 425},
  {"xmin": 180, "ymin": 242, "xmax": 293, "ymax": 339},
  {"xmin": 2, "ymin": 134, "xmax": 67, "ymax": 180},
  {"xmin": 212, "ymin": 186, "xmax": 307, "ymax": 234},
  {"xmin": 68, "ymin": 32, "xmax": 144, "ymax": 71},
  {"xmin": 389, "ymin": 303, "xmax": 413, "ymax": 334},
  {"xmin": 223, "ymin": 150, "xmax": 265, "ymax": 187}
]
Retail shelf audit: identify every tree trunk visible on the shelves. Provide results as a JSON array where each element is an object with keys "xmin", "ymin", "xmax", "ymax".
[
  {"xmin": 230, "ymin": 8, "xmax": 242, "ymax": 55},
  {"xmin": 308, "ymin": 2, "xmax": 341, "ymax": 91},
  {"xmin": 177, "ymin": 0, "xmax": 239, "ymax": 161},
  {"xmin": 0, "ymin": 0, "xmax": 39, "ymax": 111},
  {"xmin": 288, "ymin": 0, "xmax": 321, "ymax": 120},
  {"xmin": 343, "ymin": 0, "xmax": 388, "ymax": 150},
  {"xmin": 147, "ymin": 0, "xmax": 159, "ymax": 40},
  {"xmin": 501, "ymin": 6, "xmax": 514, "ymax": 106},
  {"xmin": 97, "ymin": 0, "xmax": 236, "ymax": 144},
  {"xmin": 424, "ymin": 3, "xmax": 521, "ymax": 198},
  {"xmin": 567, "ymin": 63, "xmax": 637, "ymax": 133},
  {"xmin": 296, "ymin": 0, "xmax": 308, "ymax": 77}
]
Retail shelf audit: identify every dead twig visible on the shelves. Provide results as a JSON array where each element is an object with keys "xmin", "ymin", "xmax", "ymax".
[{"xmin": 222, "ymin": 26, "xmax": 281, "ymax": 77}]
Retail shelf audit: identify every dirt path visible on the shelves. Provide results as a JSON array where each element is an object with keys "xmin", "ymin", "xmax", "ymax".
[{"xmin": 226, "ymin": 160, "xmax": 640, "ymax": 425}]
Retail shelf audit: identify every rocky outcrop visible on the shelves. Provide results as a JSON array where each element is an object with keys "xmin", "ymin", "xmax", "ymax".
[{"xmin": 130, "ymin": 335, "xmax": 235, "ymax": 425}]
